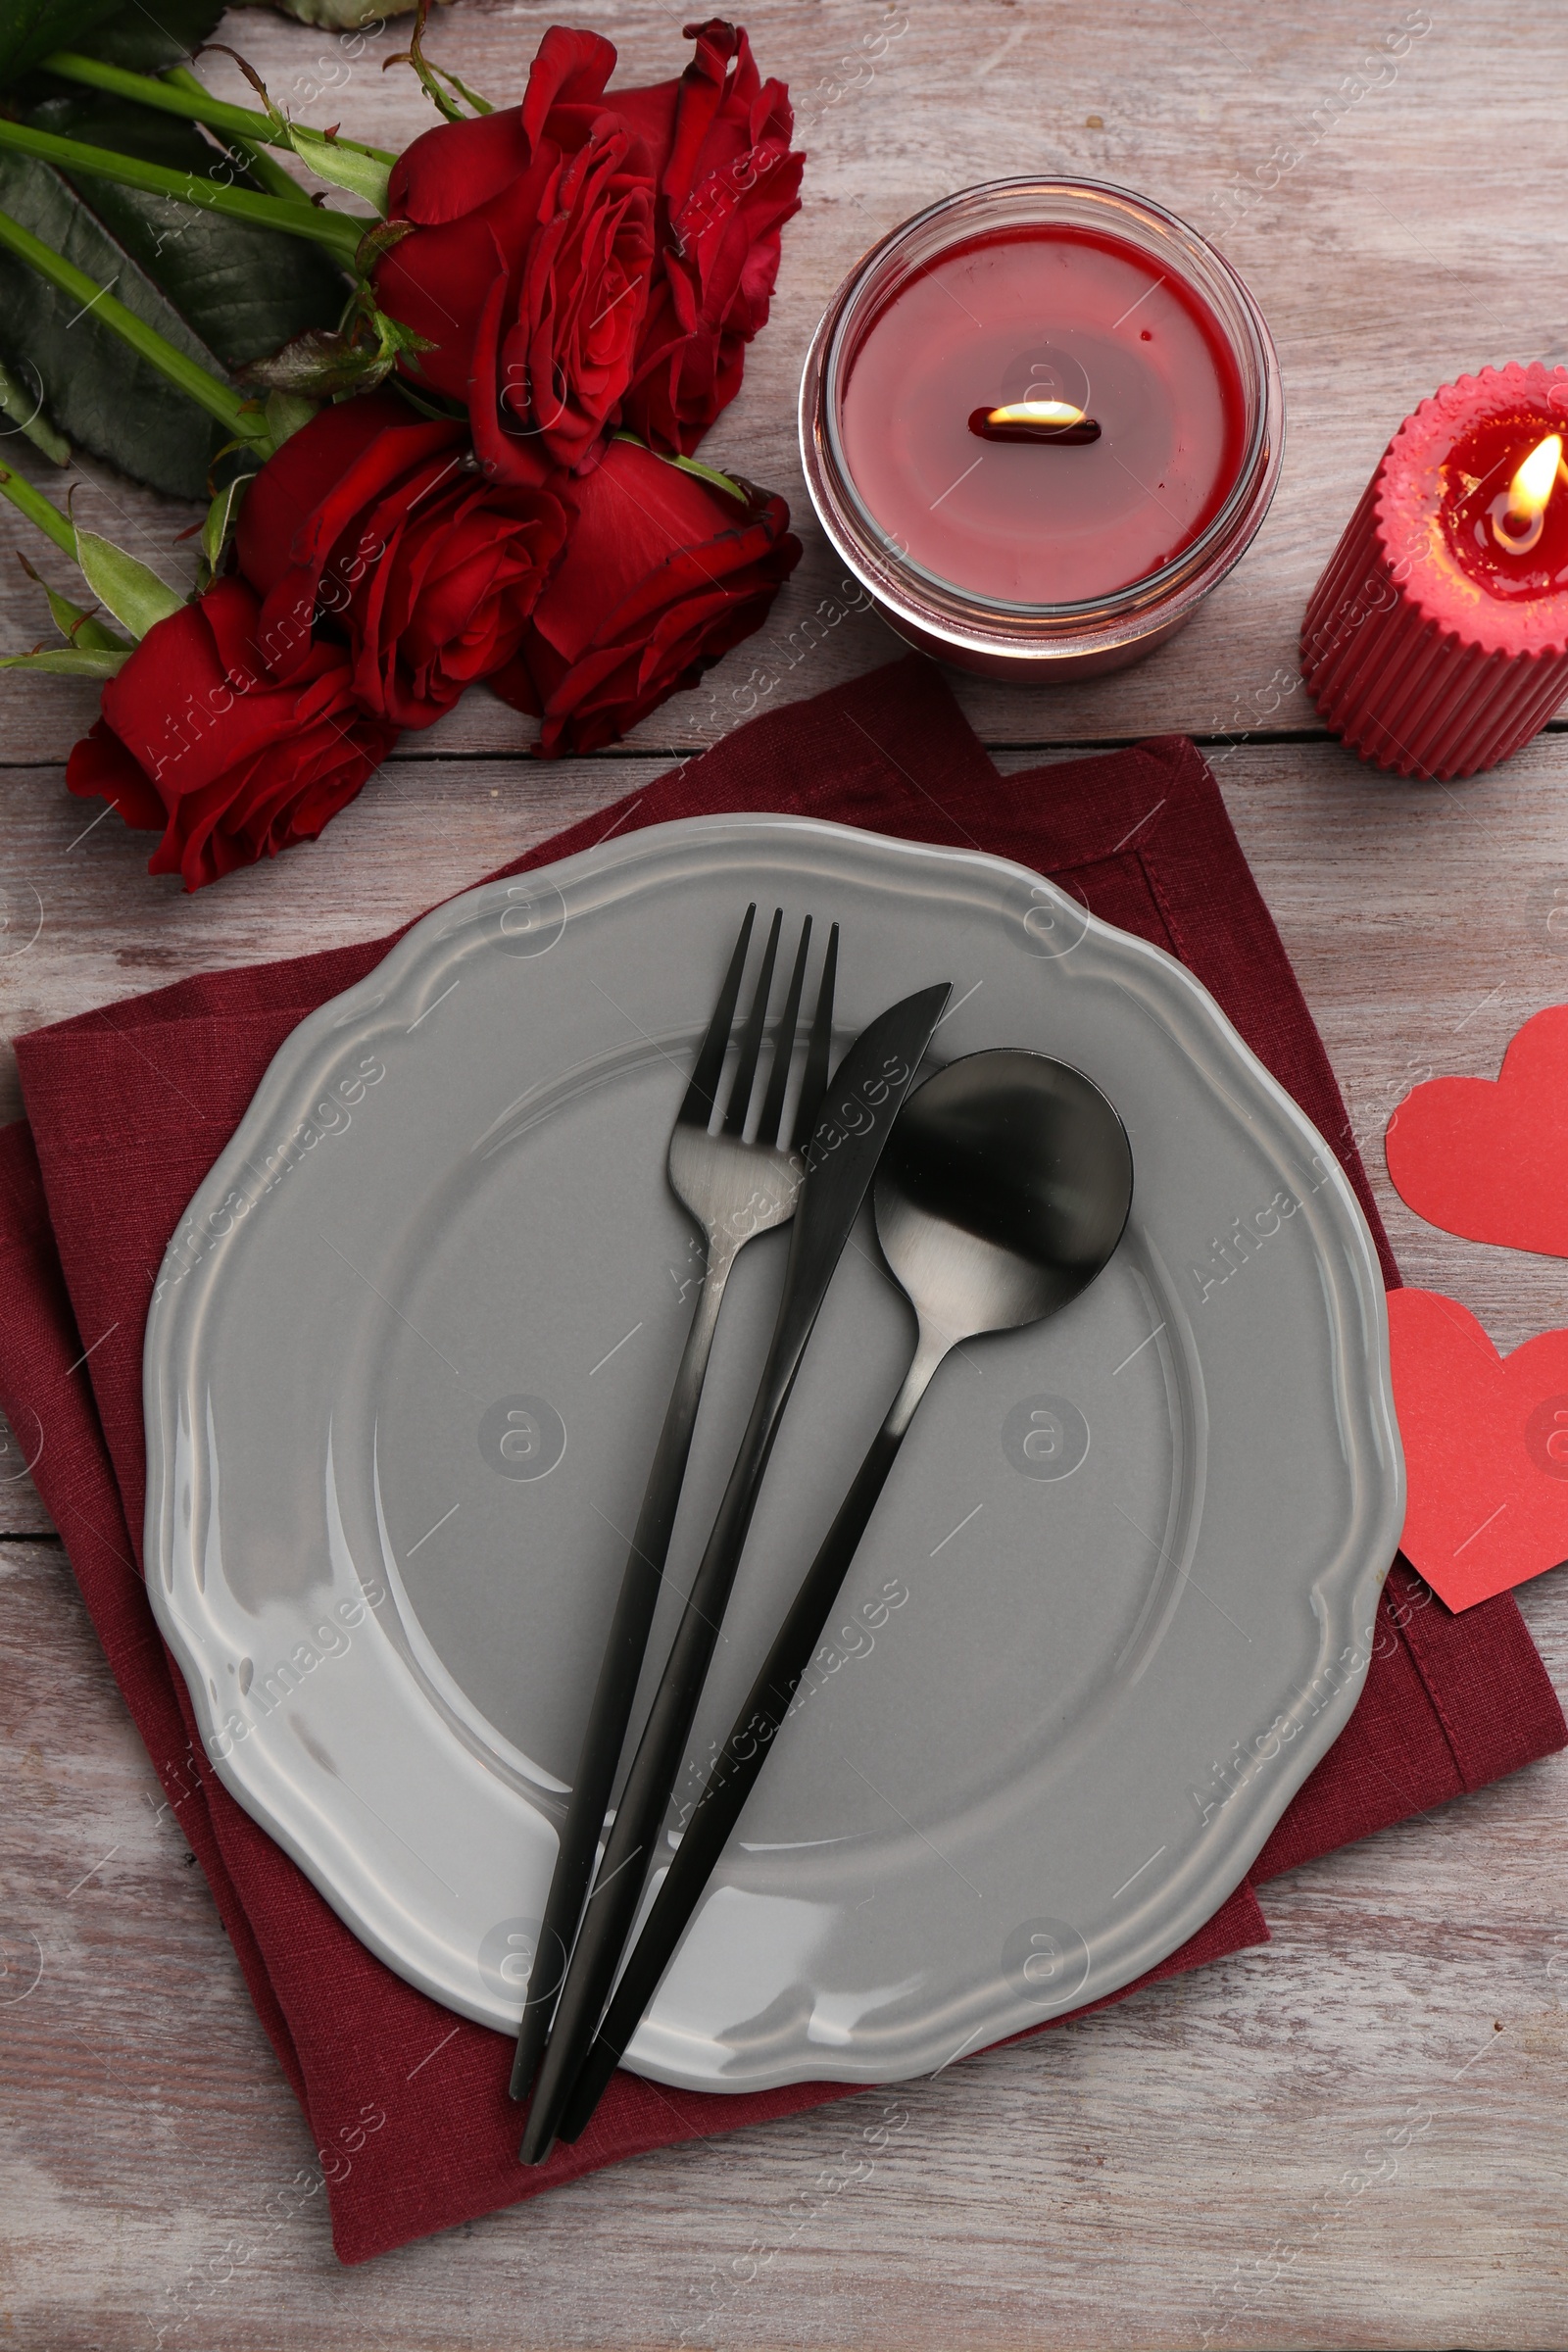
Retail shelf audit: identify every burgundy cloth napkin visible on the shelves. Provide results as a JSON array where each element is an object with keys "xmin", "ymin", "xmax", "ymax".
[{"xmin": 1, "ymin": 657, "xmax": 1561, "ymax": 2264}]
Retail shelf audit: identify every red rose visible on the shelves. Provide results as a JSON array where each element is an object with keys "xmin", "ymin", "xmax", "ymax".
[
  {"xmin": 489, "ymin": 436, "xmax": 800, "ymax": 754},
  {"xmin": 66, "ymin": 578, "xmax": 398, "ymax": 891},
  {"xmin": 616, "ymin": 21, "xmax": 805, "ymax": 456},
  {"xmin": 375, "ymin": 27, "xmax": 656, "ymax": 480},
  {"xmin": 234, "ymin": 394, "xmax": 569, "ymax": 730}
]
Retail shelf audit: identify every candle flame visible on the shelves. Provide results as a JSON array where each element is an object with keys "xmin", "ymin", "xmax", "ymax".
[
  {"xmin": 1488, "ymin": 430, "xmax": 1564, "ymax": 557},
  {"xmin": 986, "ymin": 401, "xmax": 1088, "ymax": 429},
  {"xmin": 1506, "ymin": 432, "xmax": 1563, "ymax": 527},
  {"xmin": 968, "ymin": 402, "xmax": 1102, "ymax": 445}
]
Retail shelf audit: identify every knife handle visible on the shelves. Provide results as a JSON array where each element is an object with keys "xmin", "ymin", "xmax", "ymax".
[
  {"xmin": 558, "ymin": 1412, "xmax": 909, "ymax": 2136},
  {"xmin": 554, "ymin": 1327, "xmax": 947, "ymax": 2140}
]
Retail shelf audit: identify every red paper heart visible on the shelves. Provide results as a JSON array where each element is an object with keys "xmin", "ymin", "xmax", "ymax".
[
  {"xmin": 1388, "ymin": 1287, "xmax": 1568, "ymax": 1609},
  {"xmin": 1386, "ymin": 1004, "xmax": 1568, "ymax": 1254}
]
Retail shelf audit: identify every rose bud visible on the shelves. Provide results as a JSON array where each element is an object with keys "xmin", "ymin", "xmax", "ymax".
[
  {"xmin": 374, "ymin": 25, "xmax": 656, "ymax": 481},
  {"xmin": 65, "ymin": 578, "xmax": 398, "ymax": 891},
  {"xmin": 235, "ymin": 393, "xmax": 570, "ymax": 730},
  {"xmin": 489, "ymin": 434, "xmax": 800, "ymax": 755},
  {"xmin": 616, "ymin": 20, "xmax": 805, "ymax": 458}
]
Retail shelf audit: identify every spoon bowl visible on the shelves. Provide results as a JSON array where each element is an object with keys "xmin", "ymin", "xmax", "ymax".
[{"xmin": 875, "ymin": 1048, "xmax": 1134, "ymax": 1369}]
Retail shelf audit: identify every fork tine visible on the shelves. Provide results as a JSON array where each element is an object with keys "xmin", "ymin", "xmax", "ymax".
[
  {"xmin": 791, "ymin": 920, "xmax": 839, "ymax": 1152},
  {"xmin": 757, "ymin": 915, "xmax": 811, "ymax": 1146},
  {"xmin": 721, "ymin": 907, "xmax": 783, "ymax": 1136},
  {"xmin": 678, "ymin": 905, "xmax": 756, "ymax": 1130}
]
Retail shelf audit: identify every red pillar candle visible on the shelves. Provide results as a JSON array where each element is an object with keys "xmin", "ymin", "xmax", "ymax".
[
  {"xmin": 801, "ymin": 179, "xmax": 1284, "ymax": 680},
  {"xmin": 1301, "ymin": 364, "xmax": 1568, "ymax": 780}
]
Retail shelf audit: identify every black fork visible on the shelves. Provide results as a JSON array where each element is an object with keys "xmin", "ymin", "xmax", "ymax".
[{"xmin": 509, "ymin": 905, "xmax": 837, "ymax": 2100}]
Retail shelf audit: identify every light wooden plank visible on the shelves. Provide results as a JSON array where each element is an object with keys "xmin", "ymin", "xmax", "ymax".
[
  {"xmin": 1208, "ymin": 730, "xmax": 1568, "ymax": 1358},
  {"xmin": 0, "ymin": 755, "xmax": 636, "ymax": 1127},
  {"xmin": 0, "ymin": 1408, "xmax": 52, "ymax": 1536},
  {"xmin": 8, "ymin": 727, "xmax": 1568, "ymax": 1193}
]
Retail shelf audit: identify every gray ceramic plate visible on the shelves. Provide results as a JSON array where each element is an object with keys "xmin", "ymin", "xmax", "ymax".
[{"xmin": 144, "ymin": 813, "xmax": 1403, "ymax": 2091}]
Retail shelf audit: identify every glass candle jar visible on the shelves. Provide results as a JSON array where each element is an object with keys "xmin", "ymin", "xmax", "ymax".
[{"xmin": 799, "ymin": 178, "xmax": 1285, "ymax": 681}]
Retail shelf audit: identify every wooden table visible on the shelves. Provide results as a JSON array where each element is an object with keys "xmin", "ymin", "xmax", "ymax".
[{"xmin": 5, "ymin": 3, "xmax": 1568, "ymax": 2342}]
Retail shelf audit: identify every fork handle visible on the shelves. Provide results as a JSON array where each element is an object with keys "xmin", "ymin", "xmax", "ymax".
[
  {"xmin": 509, "ymin": 1250, "xmax": 730, "ymax": 2101},
  {"xmin": 516, "ymin": 1290, "xmax": 807, "ymax": 2152}
]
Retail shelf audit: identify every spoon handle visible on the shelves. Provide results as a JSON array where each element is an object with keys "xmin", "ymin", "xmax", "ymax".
[{"xmin": 553, "ymin": 1335, "xmax": 947, "ymax": 2144}]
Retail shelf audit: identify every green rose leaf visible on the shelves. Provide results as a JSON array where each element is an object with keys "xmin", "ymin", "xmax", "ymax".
[
  {"xmin": 67, "ymin": 0, "xmax": 225, "ymax": 75},
  {"xmin": 0, "ymin": 0, "xmax": 122, "ymax": 88},
  {"xmin": 0, "ymin": 147, "xmax": 228, "ymax": 496},
  {"xmin": 0, "ymin": 642, "xmax": 128, "ymax": 675},
  {"xmin": 30, "ymin": 90, "xmax": 353, "ymax": 368},
  {"xmin": 237, "ymin": 323, "xmax": 398, "ymax": 398},
  {"xmin": 257, "ymin": 387, "xmax": 318, "ymax": 452},
  {"xmin": 17, "ymin": 548, "xmax": 130, "ymax": 646},
  {"xmin": 0, "ymin": 78, "xmax": 348, "ymax": 496},
  {"xmin": 0, "ymin": 0, "xmax": 225, "ymax": 86},
  {"xmin": 74, "ymin": 525, "xmax": 184, "ymax": 636},
  {"xmin": 266, "ymin": 0, "xmax": 417, "ymax": 24},
  {"xmin": 200, "ymin": 469, "xmax": 250, "ymax": 574},
  {"xmin": 289, "ymin": 125, "xmax": 391, "ymax": 215}
]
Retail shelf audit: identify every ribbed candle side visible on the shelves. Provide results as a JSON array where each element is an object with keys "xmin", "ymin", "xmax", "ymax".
[{"xmin": 1300, "ymin": 367, "xmax": 1568, "ymax": 780}]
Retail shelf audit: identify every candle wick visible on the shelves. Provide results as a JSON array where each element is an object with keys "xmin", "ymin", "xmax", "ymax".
[
  {"xmin": 970, "ymin": 405, "xmax": 1102, "ymax": 445},
  {"xmin": 1493, "ymin": 502, "xmax": 1546, "ymax": 557}
]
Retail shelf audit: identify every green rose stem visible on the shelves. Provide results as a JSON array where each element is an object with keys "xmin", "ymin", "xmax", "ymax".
[
  {"xmin": 0, "ymin": 462, "xmax": 76, "ymax": 559},
  {"xmin": 162, "ymin": 66, "xmax": 315, "ymax": 209},
  {"xmin": 0, "ymin": 352, "xmax": 69, "ymax": 463},
  {"xmin": 0, "ymin": 204, "xmax": 272, "ymax": 453},
  {"xmin": 39, "ymin": 51, "xmax": 396, "ymax": 166},
  {"xmin": 0, "ymin": 117, "xmax": 366, "ymax": 260}
]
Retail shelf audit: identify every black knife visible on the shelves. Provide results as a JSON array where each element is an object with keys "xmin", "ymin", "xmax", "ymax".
[{"xmin": 518, "ymin": 978, "xmax": 952, "ymax": 2163}]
